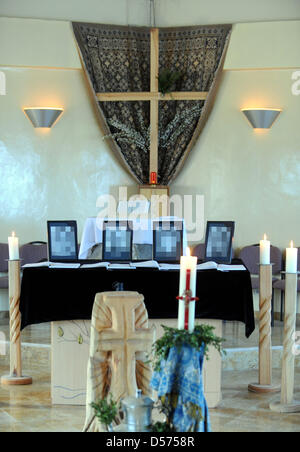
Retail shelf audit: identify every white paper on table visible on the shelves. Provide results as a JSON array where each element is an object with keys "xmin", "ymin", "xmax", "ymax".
[
  {"xmin": 80, "ymin": 262, "xmax": 110, "ymax": 269},
  {"xmin": 217, "ymin": 264, "xmax": 246, "ymax": 272},
  {"xmin": 22, "ymin": 261, "xmax": 51, "ymax": 268},
  {"xmin": 197, "ymin": 261, "xmax": 218, "ymax": 270},
  {"xmin": 49, "ymin": 262, "xmax": 81, "ymax": 269},
  {"xmin": 108, "ymin": 263, "xmax": 136, "ymax": 269},
  {"xmin": 159, "ymin": 263, "xmax": 181, "ymax": 270},
  {"xmin": 196, "ymin": 262, "xmax": 246, "ymax": 271},
  {"xmin": 132, "ymin": 260, "xmax": 160, "ymax": 269}
]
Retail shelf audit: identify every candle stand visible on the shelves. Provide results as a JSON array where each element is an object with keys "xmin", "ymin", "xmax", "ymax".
[
  {"xmin": 248, "ymin": 264, "xmax": 280, "ymax": 393},
  {"xmin": 270, "ymin": 272, "xmax": 300, "ymax": 412},
  {"xmin": 1, "ymin": 260, "xmax": 32, "ymax": 385}
]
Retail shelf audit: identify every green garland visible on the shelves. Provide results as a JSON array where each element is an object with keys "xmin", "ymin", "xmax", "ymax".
[
  {"xmin": 151, "ymin": 421, "xmax": 176, "ymax": 432},
  {"xmin": 158, "ymin": 69, "xmax": 182, "ymax": 96},
  {"xmin": 152, "ymin": 325, "xmax": 225, "ymax": 372},
  {"xmin": 91, "ymin": 393, "xmax": 118, "ymax": 427}
]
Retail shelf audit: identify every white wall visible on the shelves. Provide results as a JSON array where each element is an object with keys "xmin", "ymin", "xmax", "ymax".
[
  {"xmin": 224, "ymin": 21, "xmax": 300, "ymax": 69},
  {"xmin": 0, "ymin": 15, "xmax": 299, "ymax": 252},
  {"xmin": 1, "ymin": 18, "xmax": 299, "ymax": 71},
  {"xmin": 171, "ymin": 69, "xmax": 300, "ymax": 249},
  {"xmin": 155, "ymin": 0, "xmax": 300, "ymax": 26},
  {"xmin": 1, "ymin": 0, "xmax": 300, "ymax": 25},
  {"xmin": 0, "ymin": 65, "xmax": 135, "ymax": 243},
  {"xmin": 0, "ymin": 19, "xmax": 80, "ymax": 68},
  {"xmin": 0, "ymin": 0, "xmax": 150, "ymax": 25}
]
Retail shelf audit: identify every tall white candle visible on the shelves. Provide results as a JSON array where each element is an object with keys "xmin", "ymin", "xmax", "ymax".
[
  {"xmin": 178, "ymin": 247, "xmax": 197, "ymax": 331},
  {"xmin": 286, "ymin": 241, "xmax": 298, "ymax": 273},
  {"xmin": 260, "ymin": 233, "xmax": 270, "ymax": 265},
  {"xmin": 8, "ymin": 231, "xmax": 19, "ymax": 260}
]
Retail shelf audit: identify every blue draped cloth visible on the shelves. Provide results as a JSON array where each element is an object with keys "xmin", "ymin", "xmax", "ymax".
[{"xmin": 151, "ymin": 345, "xmax": 211, "ymax": 432}]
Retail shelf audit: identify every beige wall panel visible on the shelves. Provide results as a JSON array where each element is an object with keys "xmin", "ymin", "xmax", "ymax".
[
  {"xmin": 155, "ymin": 0, "xmax": 300, "ymax": 27},
  {"xmin": 0, "ymin": 0, "xmax": 150, "ymax": 27},
  {"xmin": 0, "ymin": 18, "xmax": 81, "ymax": 69},
  {"xmin": 224, "ymin": 21, "xmax": 300, "ymax": 70}
]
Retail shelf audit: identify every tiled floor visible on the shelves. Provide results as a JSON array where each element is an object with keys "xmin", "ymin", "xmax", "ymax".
[
  {"xmin": 222, "ymin": 319, "xmax": 286, "ymax": 348},
  {"xmin": 210, "ymin": 369, "xmax": 300, "ymax": 432},
  {"xmin": 1, "ymin": 363, "xmax": 300, "ymax": 432},
  {"xmin": 1, "ymin": 320, "xmax": 300, "ymax": 432},
  {"xmin": 0, "ymin": 322, "xmax": 51, "ymax": 346},
  {"xmin": 0, "ymin": 365, "xmax": 84, "ymax": 432}
]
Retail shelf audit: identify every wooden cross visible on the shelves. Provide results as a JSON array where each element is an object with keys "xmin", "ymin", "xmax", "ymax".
[
  {"xmin": 98, "ymin": 293, "xmax": 154, "ymax": 399},
  {"xmin": 97, "ymin": 28, "xmax": 208, "ymax": 183}
]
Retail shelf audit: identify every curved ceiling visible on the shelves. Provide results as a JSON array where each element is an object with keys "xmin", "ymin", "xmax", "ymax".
[{"xmin": 0, "ymin": 0, "xmax": 299, "ymax": 26}]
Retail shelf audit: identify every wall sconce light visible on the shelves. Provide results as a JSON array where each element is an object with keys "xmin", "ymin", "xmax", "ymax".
[
  {"xmin": 23, "ymin": 107, "xmax": 64, "ymax": 128},
  {"xmin": 241, "ymin": 108, "xmax": 282, "ymax": 129}
]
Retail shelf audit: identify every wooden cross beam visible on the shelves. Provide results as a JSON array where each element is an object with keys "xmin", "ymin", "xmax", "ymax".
[{"xmin": 97, "ymin": 28, "xmax": 208, "ymax": 184}]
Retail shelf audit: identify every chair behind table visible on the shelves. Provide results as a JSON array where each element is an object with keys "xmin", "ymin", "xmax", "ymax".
[
  {"xmin": 239, "ymin": 244, "xmax": 282, "ymax": 283},
  {"xmin": 0, "ymin": 243, "xmax": 9, "ymax": 272},
  {"xmin": 0, "ymin": 243, "xmax": 9, "ymax": 290},
  {"xmin": 20, "ymin": 242, "xmax": 48, "ymax": 265},
  {"xmin": 239, "ymin": 244, "xmax": 282, "ymax": 326}
]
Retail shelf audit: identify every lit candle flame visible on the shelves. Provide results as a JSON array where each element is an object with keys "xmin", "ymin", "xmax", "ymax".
[
  {"xmin": 290, "ymin": 240, "xmax": 294, "ymax": 249},
  {"xmin": 186, "ymin": 247, "xmax": 191, "ymax": 257},
  {"xmin": 263, "ymin": 233, "xmax": 267, "ymax": 241},
  {"xmin": 12, "ymin": 231, "xmax": 15, "ymax": 237}
]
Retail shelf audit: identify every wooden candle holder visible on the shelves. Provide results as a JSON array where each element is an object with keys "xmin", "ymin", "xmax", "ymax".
[
  {"xmin": 270, "ymin": 272, "xmax": 300, "ymax": 412},
  {"xmin": 1, "ymin": 260, "xmax": 32, "ymax": 386},
  {"xmin": 248, "ymin": 264, "xmax": 280, "ymax": 394}
]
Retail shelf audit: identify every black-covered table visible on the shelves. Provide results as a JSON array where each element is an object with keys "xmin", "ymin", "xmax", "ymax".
[{"xmin": 20, "ymin": 260, "xmax": 255, "ymax": 337}]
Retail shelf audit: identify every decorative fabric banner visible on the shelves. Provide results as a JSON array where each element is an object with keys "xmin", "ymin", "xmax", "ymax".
[
  {"xmin": 72, "ymin": 23, "xmax": 231, "ymax": 185},
  {"xmin": 151, "ymin": 345, "xmax": 210, "ymax": 432}
]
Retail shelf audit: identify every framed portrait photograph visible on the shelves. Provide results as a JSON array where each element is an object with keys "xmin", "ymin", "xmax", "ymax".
[
  {"xmin": 153, "ymin": 220, "xmax": 183, "ymax": 263},
  {"xmin": 204, "ymin": 221, "xmax": 235, "ymax": 264},
  {"xmin": 47, "ymin": 220, "xmax": 78, "ymax": 262},
  {"xmin": 102, "ymin": 220, "xmax": 133, "ymax": 261}
]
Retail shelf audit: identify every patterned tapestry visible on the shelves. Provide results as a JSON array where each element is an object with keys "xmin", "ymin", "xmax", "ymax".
[{"xmin": 72, "ymin": 23, "xmax": 232, "ymax": 185}]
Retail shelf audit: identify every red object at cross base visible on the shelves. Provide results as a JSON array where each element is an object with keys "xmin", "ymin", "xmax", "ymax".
[{"xmin": 150, "ymin": 172, "xmax": 157, "ymax": 185}]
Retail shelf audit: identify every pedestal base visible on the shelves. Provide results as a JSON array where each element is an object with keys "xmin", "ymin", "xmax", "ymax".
[
  {"xmin": 270, "ymin": 400, "xmax": 300, "ymax": 413},
  {"xmin": 51, "ymin": 318, "xmax": 222, "ymax": 407},
  {"xmin": 248, "ymin": 383, "xmax": 281, "ymax": 394},
  {"xmin": 1, "ymin": 375, "xmax": 32, "ymax": 386},
  {"xmin": 113, "ymin": 424, "xmax": 150, "ymax": 432}
]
